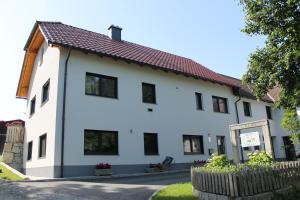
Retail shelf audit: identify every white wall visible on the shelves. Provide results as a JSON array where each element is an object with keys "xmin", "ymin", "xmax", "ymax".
[
  {"xmin": 23, "ymin": 42, "xmax": 61, "ymax": 176},
  {"xmin": 61, "ymin": 50, "xmax": 288, "ymax": 167}
]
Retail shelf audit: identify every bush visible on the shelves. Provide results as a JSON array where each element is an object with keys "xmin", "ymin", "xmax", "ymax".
[
  {"xmin": 206, "ymin": 153, "xmax": 230, "ymax": 169},
  {"xmin": 247, "ymin": 151, "xmax": 274, "ymax": 168}
]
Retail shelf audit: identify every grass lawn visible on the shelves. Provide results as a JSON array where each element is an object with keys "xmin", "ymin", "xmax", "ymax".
[
  {"xmin": 152, "ymin": 182, "xmax": 197, "ymax": 200},
  {"xmin": 0, "ymin": 162, "xmax": 24, "ymax": 181}
]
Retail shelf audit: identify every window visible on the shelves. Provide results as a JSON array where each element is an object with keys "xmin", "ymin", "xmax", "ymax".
[
  {"xmin": 266, "ymin": 106, "xmax": 272, "ymax": 119},
  {"xmin": 30, "ymin": 96, "xmax": 36, "ymax": 115},
  {"xmin": 42, "ymin": 80, "xmax": 50, "ymax": 104},
  {"xmin": 39, "ymin": 134, "xmax": 47, "ymax": 158},
  {"xmin": 243, "ymin": 101, "xmax": 251, "ymax": 117},
  {"xmin": 142, "ymin": 83, "xmax": 156, "ymax": 104},
  {"xmin": 84, "ymin": 130, "xmax": 118, "ymax": 155},
  {"xmin": 85, "ymin": 73, "xmax": 118, "ymax": 98},
  {"xmin": 144, "ymin": 133, "xmax": 158, "ymax": 155},
  {"xmin": 27, "ymin": 141, "xmax": 32, "ymax": 161},
  {"xmin": 183, "ymin": 135, "xmax": 204, "ymax": 154},
  {"xmin": 217, "ymin": 136, "xmax": 226, "ymax": 154},
  {"xmin": 195, "ymin": 92, "xmax": 203, "ymax": 110},
  {"xmin": 212, "ymin": 96, "xmax": 228, "ymax": 113}
]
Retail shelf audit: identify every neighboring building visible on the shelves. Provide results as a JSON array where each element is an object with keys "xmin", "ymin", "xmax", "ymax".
[
  {"xmin": 0, "ymin": 120, "xmax": 24, "ymax": 153},
  {"xmin": 16, "ymin": 21, "xmax": 299, "ymax": 178}
]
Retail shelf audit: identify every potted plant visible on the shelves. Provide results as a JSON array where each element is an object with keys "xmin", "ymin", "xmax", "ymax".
[
  {"xmin": 145, "ymin": 163, "xmax": 162, "ymax": 173},
  {"xmin": 94, "ymin": 163, "xmax": 112, "ymax": 176}
]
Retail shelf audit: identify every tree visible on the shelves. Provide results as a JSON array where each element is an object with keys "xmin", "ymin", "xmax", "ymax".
[{"xmin": 239, "ymin": 0, "xmax": 300, "ymax": 138}]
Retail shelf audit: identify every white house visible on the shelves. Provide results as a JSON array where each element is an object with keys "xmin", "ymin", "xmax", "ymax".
[{"xmin": 16, "ymin": 21, "xmax": 299, "ymax": 178}]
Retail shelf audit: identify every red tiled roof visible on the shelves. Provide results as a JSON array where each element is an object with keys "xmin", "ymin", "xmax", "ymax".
[
  {"xmin": 218, "ymin": 74, "xmax": 274, "ymax": 102},
  {"xmin": 34, "ymin": 21, "xmax": 237, "ymax": 87}
]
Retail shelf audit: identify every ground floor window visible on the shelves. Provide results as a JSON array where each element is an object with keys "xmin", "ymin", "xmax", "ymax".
[
  {"xmin": 144, "ymin": 133, "xmax": 158, "ymax": 155},
  {"xmin": 84, "ymin": 130, "xmax": 118, "ymax": 155},
  {"xmin": 38, "ymin": 134, "xmax": 47, "ymax": 158},
  {"xmin": 27, "ymin": 141, "xmax": 32, "ymax": 161},
  {"xmin": 216, "ymin": 136, "xmax": 226, "ymax": 154},
  {"xmin": 183, "ymin": 135, "xmax": 204, "ymax": 154}
]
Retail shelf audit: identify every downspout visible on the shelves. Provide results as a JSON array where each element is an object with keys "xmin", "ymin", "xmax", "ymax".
[
  {"xmin": 234, "ymin": 89, "xmax": 244, "ymax": 162},
  {"xmin": 61, "ymin": 48, "xmax": 72, "ymax": 178}
]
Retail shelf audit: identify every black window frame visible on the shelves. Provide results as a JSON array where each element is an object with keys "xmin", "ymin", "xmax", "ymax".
[
  {"xmin": 266, "ymin": 106, "xmax": 272, "ymax": 119},
  {"xmin": 38, "ymin": 134, "xmax": 47, "ymax": 158},
  {"xmin": 85, "ymin": 72, "xmax": 118, "ymax": 99},
  {"xmin": 216, "ymin": 136, "xmax": 226, "ymax": 155},
  {"xmin": 30, "ymin": 96, "xmax": 36, "ymax": 116},
  {"xmin": 243, "ymin": 101, "xmax": 252, "ymax": 117},
  {"xmin": 27, "ymin": 141, "xmax": 33, "ymax": 161},
  {"xmin": 183, "ymin": 135, "xmax": 204, "ymax": 155},
  {"xmin": 195, "ymin": 92, "xmax": 203, "ymax": 110},
  {"xmin": 142, "ymin": 82, "xmax": 156, "ymax": 104},
  {"xmin": 144, "ymin": 133, "xmax": 159, "ymax": 155},
  {"xmin": 41, "ymin": 79, "xmax": 50, "ymax": 104},
  {"xmin": 84, "ymin": 129, "xmax": 119, "ymax": 155},
  {"xmin": 212, "ymin": 96, "xmax": 228, "ymax": 113}
]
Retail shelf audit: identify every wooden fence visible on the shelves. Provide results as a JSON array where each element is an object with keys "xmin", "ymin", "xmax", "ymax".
[{"xmin": 191, "ymin": 161, "xmax": 300, "ymax": 197}]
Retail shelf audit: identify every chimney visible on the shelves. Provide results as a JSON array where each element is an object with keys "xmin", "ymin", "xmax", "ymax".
[{"xmin": 108, "ymin": 25, "xmax": 122, "ymax": 41}]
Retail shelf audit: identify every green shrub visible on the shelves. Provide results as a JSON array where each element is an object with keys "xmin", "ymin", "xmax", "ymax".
[
  {"xmin": 247, "ymin": 151, "xmax": 275, "ymax": 168},
  {"xmin": 206, "ymin": 153, "xmax": 230, "ymax": 169}
]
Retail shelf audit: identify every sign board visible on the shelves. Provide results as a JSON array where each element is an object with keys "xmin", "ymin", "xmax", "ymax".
[{"xmin": 240, "ymin": 132, "xmax": 260, "ymax": 147}]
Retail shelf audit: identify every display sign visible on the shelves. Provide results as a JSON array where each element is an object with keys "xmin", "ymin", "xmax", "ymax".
[{"xmin": 240, "ymin": 132, "xmax": 260, "ymax": 147}]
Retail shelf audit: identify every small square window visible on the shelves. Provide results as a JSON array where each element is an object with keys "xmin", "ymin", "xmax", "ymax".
[
  {"xmin": 195, "ymin": 93, "xmax": 203, "ymax": 110},
  {"xmin": 39, "ymin": 134, "xmax": 47, "ymax": 158},
  {"xmin": 27, "ymin": 141, "xmax": 32, "ymax": 161},
  {"xmin": 212, "ymin": 96, "xmax": 228, "ymax": 113},
  {"xmin": 183, "ymin": 135, "xmax": 204, "ymax": 154},
  {"xmin": 142, "ymin": 83, "xmax": 156, "ymax": 104},
  {"xmin": 266, "ymin": 106, "xmax": 272, "ymax": 119},
  {"xmin": 42, "ymin": 80, "xmax": 50, "ymax": 104},
  {"xmin": 144, "ymin": 133, "xmax": 159, "ymax": 155},
  {"xmin": 243, "ymin": 102, "xmax": 251, "ymax": 117},
  {"xmin": 30, "ymin": 96, "xmax": 36, "ymax": 115}
]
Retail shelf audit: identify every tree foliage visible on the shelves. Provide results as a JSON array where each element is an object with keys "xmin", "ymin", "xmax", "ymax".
[{"xmin": 240, "ymin": 0, "xmax": 300, "ymax": 136}]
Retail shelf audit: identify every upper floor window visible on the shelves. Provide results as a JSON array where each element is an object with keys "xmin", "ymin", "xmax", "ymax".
[
  {"xmin": 195, "ymin": 92, "xmax": 203, "ymax": 110},
  {"xmin": 85, "ymin": 72, "xmax": 118, "ymax": 98},
  {"xmin": 183, "ymin": 135, "xmax": 204, "ymax": 154},
  {"xmin": 266, "ymin": 106, "xmax": 272, "ymax": 119},
  {"xmin": 84, "ymin": 130, "xmax": 118, "ymax": 155},
  {"xmin": 212, "ymin": 96, "xmax": 228, "ymax": 113},
  {"xmin": 144, "ymin": 133, "xmax": 159, "ymax": 155},
  {"xmin": 243, "ymin": 101, "xmax": 251, "ymax": 117},
  {"xmin": 30, "ymin": 96, "xmax": 36, "ymax": 115},
  {"xmin": 42, "ymin": 80, "xmax": 50, "ymax": 104},
  {"xmin": 39, "ymin": 134, "xmax": 47, "ymax": 158},
  {"xmin": 142, "ymin": 83, "xmax": 156, "ymax": 104}
]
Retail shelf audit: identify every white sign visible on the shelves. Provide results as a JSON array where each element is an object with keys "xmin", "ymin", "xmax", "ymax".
[{"xmin": 240, "ymin": 132, "xmax": 260, "ymax": 147}]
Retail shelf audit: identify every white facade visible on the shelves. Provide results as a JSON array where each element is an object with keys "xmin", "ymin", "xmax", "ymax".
[{"xmin": 22, "ymin": 44, "xmax": 297, "ymax": 177}]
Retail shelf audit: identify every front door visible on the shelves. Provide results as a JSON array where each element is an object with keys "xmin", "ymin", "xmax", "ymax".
[{"xmin": 282, "ymin": 136, "xmax": 296, "ymax": 161}]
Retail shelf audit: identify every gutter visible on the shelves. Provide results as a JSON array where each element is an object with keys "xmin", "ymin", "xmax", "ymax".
[
  {"xmin": 234, "ymin": 88, "xmax": 244, "ymax": 162},
  {"xmin": 60, "ymin": 48, "xmax": 72, "ymax": 178}
]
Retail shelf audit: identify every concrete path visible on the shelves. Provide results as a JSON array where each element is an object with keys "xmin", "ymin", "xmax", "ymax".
[{"xmin": 0, "ymin": 171, "xmax": 190, "ymax": 200}]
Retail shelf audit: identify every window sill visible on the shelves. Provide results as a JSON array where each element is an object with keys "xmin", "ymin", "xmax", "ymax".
[
  {"xmin": 38, "ymin": 156, "xmax": 46, "ymax": 160},
  {"xmin": 143, "ymin": 102, "xmax": 157, "ymax": 105},
  {"xmin": 84, "ymin": 153, "xmax": 119, "ymax": 156},
  {"xmin": 40, "ymin": 98, "xmax": 49, "ymax": 107},
  {"xmin": 145, "ymin": 154, "xmax": 159, "ymax": 156},
  {"xmin": 85, "ymin": 93, "xmax": 119, "ymax": 100},
  {"xmin": 213, "ymin": 111, "xmax": 229, "ymax": 114},
  {"xmin": 184, "ymin": 152, "xmax": 204, "ymax": 155}
]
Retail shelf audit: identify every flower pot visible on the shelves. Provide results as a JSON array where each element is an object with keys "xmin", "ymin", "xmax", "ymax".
[{"xmin": 94, "ymin": 168, "xmax": 112, "ymax": 176}]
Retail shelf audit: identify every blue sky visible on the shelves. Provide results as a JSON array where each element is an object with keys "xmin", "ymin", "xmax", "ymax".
[{"xmin": 0, "ymin": 0, "xmax": 265, "ymax": 120}]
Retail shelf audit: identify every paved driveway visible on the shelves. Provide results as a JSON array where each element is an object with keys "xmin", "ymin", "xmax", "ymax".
[{"xmin": 0, "ymin": 171, "xmax": 190, "ymax": 200}]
